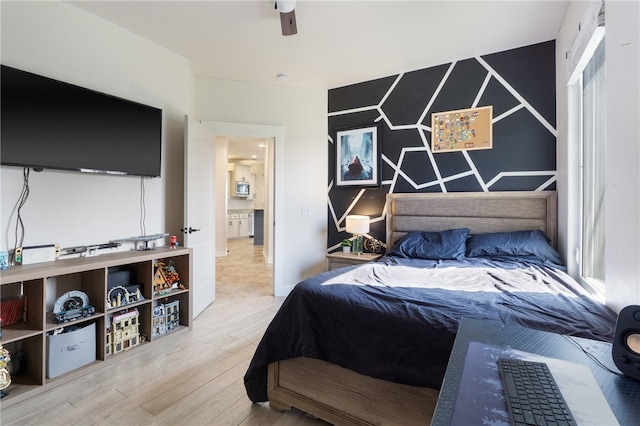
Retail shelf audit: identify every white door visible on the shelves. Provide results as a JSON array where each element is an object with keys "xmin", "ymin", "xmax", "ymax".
[{"xmin": 184, "ymin": 115, "xmax": 216, "ymax": 317}]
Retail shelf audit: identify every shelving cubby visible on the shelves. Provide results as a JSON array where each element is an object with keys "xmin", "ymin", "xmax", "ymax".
[{"xmin": 0, "ymin": 246, "xmax": 192, "ymax": 407}]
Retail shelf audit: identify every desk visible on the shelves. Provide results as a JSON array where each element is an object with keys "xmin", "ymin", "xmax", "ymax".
[{"xmin": 431, "ymin": 318, "xmax": 640, "ymax": 425}]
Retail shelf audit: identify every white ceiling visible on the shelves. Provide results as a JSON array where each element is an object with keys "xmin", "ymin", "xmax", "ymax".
[
  {"xmin": 226, "ymin": 135, "xmax": 270, "ymax": 162},
  {"xmin": 69, "ymin": 0, "xmax": 569, "ymax": 160}
]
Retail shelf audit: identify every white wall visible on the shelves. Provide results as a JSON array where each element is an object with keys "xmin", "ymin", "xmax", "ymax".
[
  {"xmin": 195, "ymin": 78, "xmax": 327, "ymax": 296},
  {"xmin": 603, "ymin": 0, "xmax": 640, "ymax": 311},
  {"xmin": 0, "ymin": 2, "xmax": 193, "ymax": 253},
  {"xmin": 214, "ymin": 136, "xmax": 229, "ymax": 257},
  {"xmin": 556, "ymin": 0, "xmax": 640, "ymax": 310}
]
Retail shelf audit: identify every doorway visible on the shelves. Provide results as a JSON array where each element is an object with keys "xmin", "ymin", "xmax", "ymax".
[
  {"xmin": 201, "ymin": 121, "xmax": 284, "ymax": 297},
  {"xmin": 216, "ymin": 238, "xmax": 273, "ymax": 298},
  {"xmin": 226, "ymin": 135, "xmax": 269, "ymax": 257}
]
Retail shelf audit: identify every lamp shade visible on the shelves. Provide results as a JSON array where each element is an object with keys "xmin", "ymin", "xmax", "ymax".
[{"xmin": 346, "ymin": 215, "xmax": 370, "ymax": 234}]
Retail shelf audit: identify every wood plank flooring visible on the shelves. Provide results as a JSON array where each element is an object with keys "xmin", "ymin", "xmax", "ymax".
[{"xmin": 0, "ymin": 239, "xmax": 330, "ymax": 425}]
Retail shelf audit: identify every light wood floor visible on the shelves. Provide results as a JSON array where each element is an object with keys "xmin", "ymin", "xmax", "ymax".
[{"xmin": 0, "ymin": 239, "xmax": 330, "ymax": 425}]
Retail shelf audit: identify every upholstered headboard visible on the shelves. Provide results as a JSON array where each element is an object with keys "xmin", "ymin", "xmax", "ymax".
[{"xmin": 386, "ymin": 191, "xmax": 557, "ymax": 250}]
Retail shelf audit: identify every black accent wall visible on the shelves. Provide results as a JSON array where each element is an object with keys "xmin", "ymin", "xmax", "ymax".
[{"xmin": 328, "ymin": 41, "xmax": 556, "ymax": 251}]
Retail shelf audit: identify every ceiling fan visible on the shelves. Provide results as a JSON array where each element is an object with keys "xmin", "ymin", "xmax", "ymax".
[{"xmin": 274, "ymin": 0, "xmax": 297, "ymax": 36}]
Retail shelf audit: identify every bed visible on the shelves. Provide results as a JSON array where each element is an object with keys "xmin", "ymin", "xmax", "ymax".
[{"xmin": 244, "ymin": 191, "xmax": 617, "ymax": 425}]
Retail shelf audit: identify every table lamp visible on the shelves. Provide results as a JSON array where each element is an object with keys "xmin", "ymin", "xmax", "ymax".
[{"xmin": 346, "ymin": 215, "xmax": 370, "ymax": 255}]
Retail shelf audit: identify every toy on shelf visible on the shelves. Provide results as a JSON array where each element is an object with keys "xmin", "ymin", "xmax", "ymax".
[
  {"xmin": 164, "ymin": 300, "xmax": 180, "ymax": 332},
  {"xmin": 152, "ymin": 304, "xmax": 165, "ymax": 336},
  {"xmin": 107, "ymin": 268, "xmax": 144, "ymax": 310},
  {"xmin": 152, "ymin": 300, "xmax": 180, "ymax": 337},
  {"xmin": 52, "ymin": 291, "xmax": 95, "ymax": 323},
  {"xmin": 106, "ymin": 285, "xmax": 144, "ymax": 310},
  {"xmin": 111, "ymin": 233, "xmax": 169, "ymax": 251},
  {"xmin": 106, "ymin": 309, "xmax": 140, "ymax": 355},
  {"xmin": 153, "ymin": 260, "xmax": 185, "ymax": 296},
  {"xmin": 0, "ymin": 344, "xmax": 11, "ymax": 398}
]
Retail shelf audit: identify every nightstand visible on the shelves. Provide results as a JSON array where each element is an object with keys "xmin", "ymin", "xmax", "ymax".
[{"xmin": 325, "ymin": 252, "xmax": 383, "ymax": 271}]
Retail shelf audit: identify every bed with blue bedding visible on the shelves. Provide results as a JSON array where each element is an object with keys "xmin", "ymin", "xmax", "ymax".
[{"xmin": 244, "ymin": 192, "xmax": 617, "ymax": 426}]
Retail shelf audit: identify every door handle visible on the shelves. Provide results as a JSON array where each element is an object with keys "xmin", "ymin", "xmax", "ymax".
[{"xmin": 181, "ymin": 227, "xmax": 201, "ymax": 234}]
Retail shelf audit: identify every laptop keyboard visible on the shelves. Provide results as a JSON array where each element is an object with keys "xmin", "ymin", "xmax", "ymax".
[{"xmin": 498, "ymin": 358, "xmax": 577, "ymax": 426}]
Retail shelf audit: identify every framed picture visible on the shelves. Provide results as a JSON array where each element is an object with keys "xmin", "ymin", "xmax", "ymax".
[
  {"xmin": 431, "ymin": 105, "xmax": 493, "ymax": 153},
  {"xmin": 335, "ymin": 123, "xmax": 380, "ymax": 187}
]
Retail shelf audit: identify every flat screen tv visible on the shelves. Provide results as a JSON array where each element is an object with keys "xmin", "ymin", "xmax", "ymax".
[{"xmin": 1, "ymin": 65, "xmax": 162, "ymax": 177}]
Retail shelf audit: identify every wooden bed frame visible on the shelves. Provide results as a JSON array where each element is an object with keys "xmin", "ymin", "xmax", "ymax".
[{"xmin": 267, "ymin": 191, "xmax": 558, "ymax": 425}]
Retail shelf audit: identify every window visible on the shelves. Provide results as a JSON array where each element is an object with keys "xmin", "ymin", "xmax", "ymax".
[
  {"xmin": 580, "ymin": 36, "xmax": 606, "ymax": 293},
  {"xmin": 566, "ymin": 1, "xmax": 606, "ymax": 295}
]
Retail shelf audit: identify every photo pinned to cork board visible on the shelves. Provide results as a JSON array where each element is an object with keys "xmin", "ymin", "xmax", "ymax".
[
  {"xmin": 431, "ymin": 105, "xmax": 493, "ymax": 153},
  {"xmin": 335, "ymin": 123, "xmax": 381, "ymax": 188}
]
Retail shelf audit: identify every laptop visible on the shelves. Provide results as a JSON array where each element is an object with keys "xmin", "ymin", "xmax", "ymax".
[{"xmin": 449, "ymin": 341, "xmax": 619, "ymax": 425}]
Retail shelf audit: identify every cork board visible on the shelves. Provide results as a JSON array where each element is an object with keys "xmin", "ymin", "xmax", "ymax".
[{"xmin": 431, "ymin": 106, "xmax": 493, "ymax": 153}]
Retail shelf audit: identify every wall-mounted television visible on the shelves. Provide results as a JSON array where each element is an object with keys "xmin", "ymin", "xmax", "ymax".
[{"xmin": 1, "ymin": 65, "xmax": 162, "ymax": 177}]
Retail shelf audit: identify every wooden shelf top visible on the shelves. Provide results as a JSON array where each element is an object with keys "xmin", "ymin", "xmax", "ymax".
[{"xmin": 1, "ymin": 247, "xmax": 191, "ymax": 284}]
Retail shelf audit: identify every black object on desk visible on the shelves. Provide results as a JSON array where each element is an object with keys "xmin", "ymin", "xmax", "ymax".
[
  {"xmin": 497, "ymin": 357, "xmax": 577, "ymax": 425},
  {"xmin": 431, "ymin": 318, "xmax": 640, "ymax": 426}
]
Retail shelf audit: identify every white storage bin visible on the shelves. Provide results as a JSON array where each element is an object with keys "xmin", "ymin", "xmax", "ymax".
[{"xmin": 47, "ymin": 322, "xmax": 96, "ymax": 378}]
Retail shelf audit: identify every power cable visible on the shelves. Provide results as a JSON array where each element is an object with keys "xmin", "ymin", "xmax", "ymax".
[
  {"xmin": 140, "ymin": 177, "xmax": 147, "ymax": 236},
  {"xmin": 10, "ymin": 167, "xmax": 31, "ymax": 263}
]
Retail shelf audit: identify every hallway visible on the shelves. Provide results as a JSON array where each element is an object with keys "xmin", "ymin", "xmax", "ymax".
[{"xmin": 217, "ymin": 237, "xmax": 273, "ymax": 298}]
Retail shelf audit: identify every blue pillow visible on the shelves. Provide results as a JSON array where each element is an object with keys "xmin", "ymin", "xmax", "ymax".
[
  {"xmin": 388, "ymin": 228, "xmax": 470, "ymax": 260},
  {"xmin": 466, "ymin": 230, "xmax": 563, "ymax": 265}
]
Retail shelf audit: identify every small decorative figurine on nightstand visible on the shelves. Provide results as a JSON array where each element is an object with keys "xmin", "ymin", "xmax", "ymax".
[
  {"xmin": 169, "ymin": 235, "xmax": 177, "ymax": 249},
  {"xmin": 341, "ymin": 239, "xmax": 352, "ymax": 253},
  {"xmin": 0, "ymin": 344, "xmax": 11, "ymax": 398},
  {"xmin": 364, "ymin": 238, "xmax": 384, "ymax": 254}
]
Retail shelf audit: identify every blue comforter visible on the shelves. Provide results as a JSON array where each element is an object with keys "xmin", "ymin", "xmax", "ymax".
[{"xmin": 244, "ymin": 256, "xmax": 617, "ymax": 402}]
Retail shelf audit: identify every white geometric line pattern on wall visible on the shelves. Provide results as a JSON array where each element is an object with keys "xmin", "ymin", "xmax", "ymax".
[
  {"xmin": 327, "ymin": 41, "xmax": 557, "ymax": 249},
  {"xmin": 476, "ymin": 56, "xmax": 557, "ymax": 137},
  {"xmin": 329, "ymin": 57, "xmax": 557, "ymax": 194}
]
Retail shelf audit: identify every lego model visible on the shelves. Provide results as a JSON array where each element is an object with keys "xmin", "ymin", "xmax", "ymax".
[
  {"xmin": 152, "ymin": 304, "xmax": 165, "ymax": 336},
  {"xmin": 153, "ymin": 260, "xmax": 186, "ymax": 296},
  {"xmin": 52, "ymin": 290, "xmax": 96, "ymax": 323},
  {"xmin": 106, "ymin": 285, "xmax": 144, "ymax": 310},
  {"xmin": 153, "ymin": 267, "xmax": 171, "ymax": 296},
  {"xmin": 107, "ymin": 309, "xmax": 140, "ymax": 355},
  {"xmin": 152, "ymin": 300, "xmax": 180, "ymax": 336},
  {"xmin": 164, "ymin": 300, "xmax": 180, "ymax": 332}
]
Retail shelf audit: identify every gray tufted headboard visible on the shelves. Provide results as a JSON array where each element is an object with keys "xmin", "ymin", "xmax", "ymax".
[{"xmin": 386, "ymin": 191, "xmax": 558, "ymax": 250}]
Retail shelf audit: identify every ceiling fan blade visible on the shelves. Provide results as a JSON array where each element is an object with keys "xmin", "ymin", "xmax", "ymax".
[{"xmin": 280, "ymin": 10, "xmax": 297, "ymax": 36}]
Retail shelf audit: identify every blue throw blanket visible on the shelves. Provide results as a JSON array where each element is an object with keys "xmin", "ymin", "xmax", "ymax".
[{"xmin": 244, "ymin": 256, "xmax": 617, "ymax": 402}]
